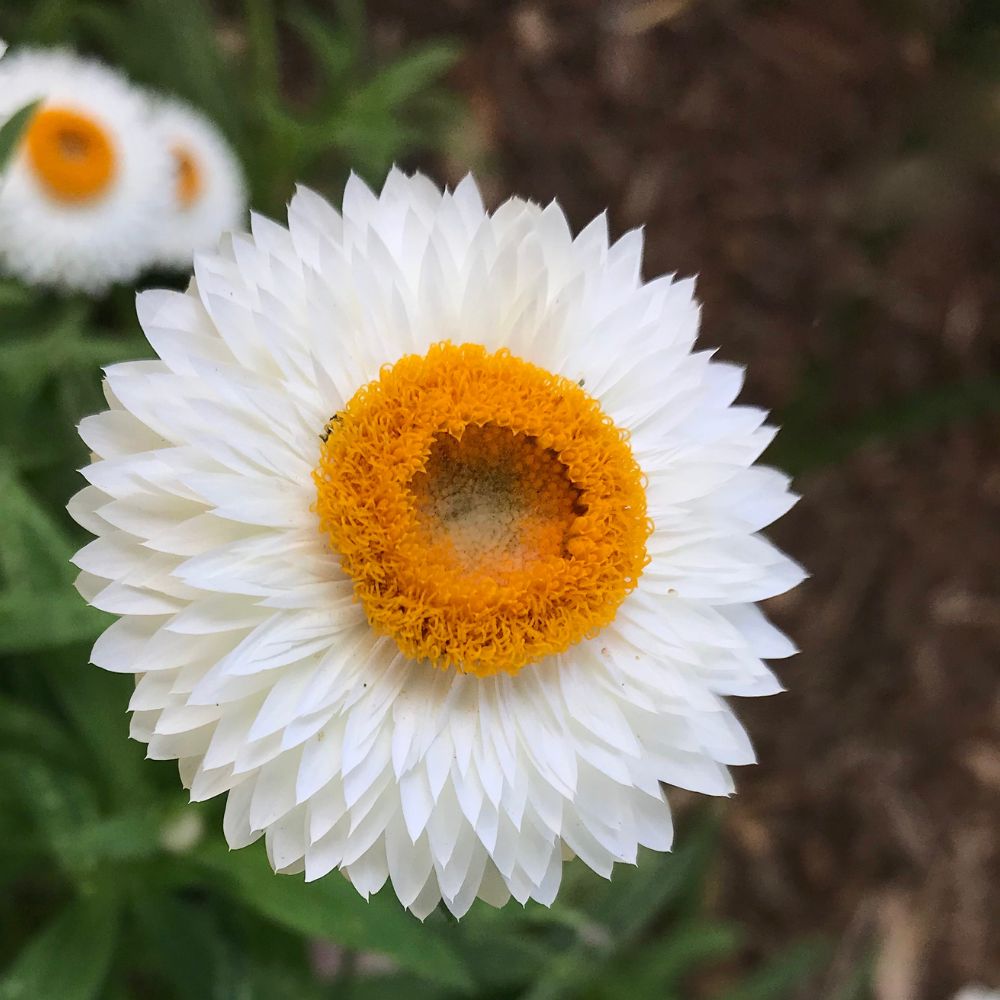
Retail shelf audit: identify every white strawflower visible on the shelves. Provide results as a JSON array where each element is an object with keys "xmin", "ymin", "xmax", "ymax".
[
  {"xmin": 0, "ymin": 48, "xmax": 171, "ymax": 293},
  {"xmin": 151, "ymin": 97, "xmax": 246, "ymax": 269},
  {"xmin": 69, "ymin": 169, "xmax": 804, "ymax": 917}
]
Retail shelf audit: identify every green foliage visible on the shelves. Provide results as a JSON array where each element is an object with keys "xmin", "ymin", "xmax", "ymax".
[
  {"xmin": 17, "ymin": 0, "xmax": 461, "ymax": 216},
  {"xmin": 0, "ymin": 893, "xmax": 120, "ymax": 1000},
  {"xmin": 769, "ymin": 363, "xmax": 1000, "ymax": 477},
  {"xmin": 0, "ymin": 101, "xmax": 41, "ymax": 174},
  {"xmin": 193, "ymin": 844, "xmax": 473, "ymax": 990},
  {"xmin": 717, "ymin": 941, "xmax": 831, "ymax": 1000},
  {"xmin": 322, "ymin": 820, "xmax": 831, "ymax": 1000}
]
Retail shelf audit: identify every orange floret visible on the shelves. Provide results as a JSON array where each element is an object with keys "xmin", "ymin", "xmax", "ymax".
[
  {"xmin": 25, "ymin": 106, "xmax": 117, "ymax": 203},
  {"xmin": 172, "ymin": 145, "xmax": 203, "ymax": 209},
  {"xmin": 313, "ymin": 342, "xmax": 651, "ymax": 676}
]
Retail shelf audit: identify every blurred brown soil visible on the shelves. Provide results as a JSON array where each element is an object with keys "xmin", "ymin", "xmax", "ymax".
[{"xmin": 368, "ymin": 1, "xmax": 1000, "ymax": 995}]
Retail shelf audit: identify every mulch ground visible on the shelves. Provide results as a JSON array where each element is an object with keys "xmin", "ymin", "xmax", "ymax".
[{"xmin": 368, "ymin": 2, "xmax": 1000, "ymax": 995}]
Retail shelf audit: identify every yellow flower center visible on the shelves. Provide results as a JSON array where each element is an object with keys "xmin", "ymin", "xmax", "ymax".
[
  {"xmin": 313, "ymin": 342, "xmax": 651, "ymax": 677},
  {"xmin": 24, "ymin": 106, "xmax": 117, "ymax": 203},
  {"xmin": 172, "ymin": 144, "xmax": 202, "ymax": 209}
]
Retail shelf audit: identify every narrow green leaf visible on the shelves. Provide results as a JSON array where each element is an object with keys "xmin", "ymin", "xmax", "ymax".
[
  {"xmin": 362, "ymin": 43, "xmax": 459, "ymax": 106},
  {"xmin": 333, "ymin": 0, "xmax": 366, "ymax": 53},
  {"xmin": 0, "ymin": 589, "xmax": 107, "ymax": 654},
  {"xmin": 0, "ymin": 101, "xmax": 40, "ymax": 175},
  {"xmin": 0, "ymin": 462, "xmax": 108, "ymax": 652},
  {"xmin": 221, "ymin": 961, "xmax": 330, "ymax": 1000},
  {"xmin": 578, "ymin": 815, "xmax": 721, "ymax": 937},
  {"xmin": 0, "ymin": 751, "xmax": 101, "ymax": 850},
  {"xmin": 76, "ymin": 0, "xmax": 239, "ymax": 135},
  {"xmin": 831, "ymin": 949, "xmax": 875, "ymax": 1000},
  {"xmin": 0, "ymin": 692, "xmax": 81, "ymax": 765},
  {"xmin": 519, "ymin": 820, "xmax": 721, "ymax": 1000},
  {"xmin": 0, "ymin": 893, "xmax": 119, "ymax": 1000},
  {"xmin": 245, "ymin": 0, "xmax": 280, "ymax": 101},
  {"xmin": 287, "ymin": 6, "xmax": 358, "ymax": 89},
  {"xmin": 343, "ymin": 973, "xmax": 448, "ymax": 1000},
  {"xmin": 0, "ymin": 460, "xmax": 77, "ymax": 584},
  {"xmin": 771, "ymin": 377, "xmax": 1000, "ymax": 475},
  {"xmin": 448, "ymin": 905, "xmax": 555, "ymax": 992},
  {"xmin": 598, "ymin": 921, "xmax": 741, "ymax": 998},
  {"xmin": 52, "ymin": 809, "xmax": 163, "ymax": 868},
  {"xmin": 194, "ymin": 844, "xmax": 473, "ymax": 992},
  {"xmin": 132, "ymin": 896, "xmax": 223, "ymax": 1000},
  {"xmin": 0, "ymin": 281, "xmax": 35, "ymax": 308},
  {"xmin": 43, "ymin": 656, "xmax": 148, "ymax": 804},
  {"xmin": 719, "ymin": 939, "xmax": 831, "ymax": 1000}
]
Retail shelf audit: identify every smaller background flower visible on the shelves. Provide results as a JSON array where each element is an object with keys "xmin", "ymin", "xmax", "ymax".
[
  {"xmin": 151, "ymin": 96, "xmax": 247, "ymax": 269},
  {"xmin": 0, "ymin": 47, "xmax": 171, "ymax": 292}
]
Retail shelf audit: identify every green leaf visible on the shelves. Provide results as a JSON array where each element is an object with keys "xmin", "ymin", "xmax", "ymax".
[
  {"xmin": 771, "ymin": 376, "xmax": 1000, "ymax": 475},
  {"xmin": 275, "ymin": 13, "xmax": 460, "ymax": 185},
  {"xmin": 596, "ymin": 921, "xmax": 741, "ymax": 998},
  {"xmin": 75, "ymin": 0, "xmax": 239, "ymax": 136},
  {"xmin": 132, "ymin": 896, "xmax": 224, "ymax": 1000},
  {"xmin": 0, "ymin": 750, "xmax": 153, "ymax": 888},
  {"xmin": 517, "ymin": 820, "xmax": 721, "ymax": 1000},
  {"xmin": 0, "ymin": 893, "xmax": 119, "ymax": 1000},
  {"xmin": 52, "ymin": 809, "xmax": 163, "ymax": 869},
  {"xmin": 18, "ymin": 0, "xmax": 80, "ymax": 43},
  {"xmin": 0, "ymin": 588, "xmax": 107, "ymax": 654},
  {"xmin": 448, "ymin": 904, "xmax": 555, "ymax": 992},
  {"xmin": 0, "ymin": 281, "xmax": 35, "ymax": 309},
  {"xmin": 43, "ymin": 656, "xmax": 148, "ymax": 804},
  {"xmin": 287, "ymin": 6, "xmax": 359, "ymax": 90},
  {"xmin": 361, "ymin": 43, "xmax": 459, "ymax": 107},
  {"xmin": 578, "ymin": 814, "xmax": 720, "ymax": 935},
  {"xmin": 0, "ymin": 459, "xmax": 77, "ymax": 583},
  {"xmin": 0, "ymin": 463, "xmax": 107, "ymax": 652},
  {"xmin": 245, "ymin": 0, "xmax": 280, "ymax": 101},
  {"xmin": 0, "ymin": 101, "xmax": 40, "ymax": 175},
  {"xmin": 344, "ymin": 973, "xmax": 448, "ymax": 1000},
  {"xmin": 0, "ymin": 751, "xmax": 100, "ymax": 851},
  {"xmin": 194, "ymin": 844, "xmax": 473, "ymax": 992},
  {"xmin": 831, "ymin": 948, "xmax": 875, "ymax": 1000},
  {"xmin": 219, "ymin": 961, "xmax": 329, "ymax": 1000},
  {"xmin": 0, "ymin": 692, "xmax": 81, "ymax": 766},
  {"xmin": 719, "ymin": 939, "xmax": 831, "ymax": 1000}
]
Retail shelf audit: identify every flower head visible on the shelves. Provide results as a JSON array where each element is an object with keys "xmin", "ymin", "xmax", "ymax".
[
  {"xmin": 151, "ymin": 97, "xmax": 246, "ymax": 268},
  {"xmin": 0, "ymin": 48, "xmax": 171, "ymax": 292},
  {"xmin": 69, "ymin": 170, "xmax": 804, "ymax": 917}
]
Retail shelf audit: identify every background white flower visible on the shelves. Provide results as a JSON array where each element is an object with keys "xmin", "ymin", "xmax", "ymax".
[
  {"xmin": 0, "ymin": 47, "xmax": 171, "ymax": 292},
  {"xmin": 70, "ymin": 169, "xmax": 804, "ymax": 917},
  {"xmin": 151, "ymin": 96, "xmax": 246, "ymax": 269}
]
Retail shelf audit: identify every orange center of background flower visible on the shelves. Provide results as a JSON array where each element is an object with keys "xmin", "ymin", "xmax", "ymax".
[
  {"xmin": 172, "ymin": 145, "xmax": 202, "ymax": 208},
  {"xmin": 25, "ymin": 106, "xmax": 117, "ymax": 203},
  {"xmin": 313, "ymin": 343, "xmax": 651, "ymax": 677}
]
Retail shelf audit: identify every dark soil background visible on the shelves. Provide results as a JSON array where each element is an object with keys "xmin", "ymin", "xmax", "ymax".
[{"xmin": 366, "ymin": 2, "xmax": 1000, "ymax": 996}]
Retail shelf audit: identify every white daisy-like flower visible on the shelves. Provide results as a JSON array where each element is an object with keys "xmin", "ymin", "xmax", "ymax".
[
  {"xmin": 69, "ymin": 169, "xmax": 804, "ymax": 917},
  {"xmin": 955, "ymin": 989, "xmax": 1000, "ymax": 1000},
  {"xmin": 0, "ymin": 48, "xmax": 172, "ymax": 293},
  {"xmin": 151, "ymin": 97, "xmax": 246, "ymax": 269}
]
